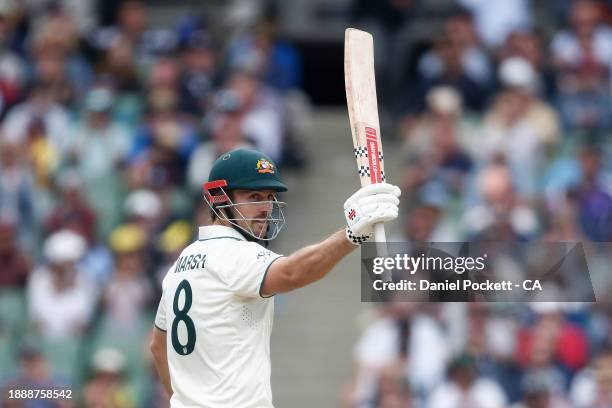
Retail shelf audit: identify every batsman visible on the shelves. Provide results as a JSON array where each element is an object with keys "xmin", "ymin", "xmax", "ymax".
[{"xmin": 150, "ymin": 148, "xmax": 400, "ymax": 407}]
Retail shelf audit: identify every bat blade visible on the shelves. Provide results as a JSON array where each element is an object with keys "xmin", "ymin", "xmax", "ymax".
[
  {"xmin": 344, "ymin": 28, "xmax": 388, "ymax": 245},
  {"xmin": 344, "ymin": 28, "xmax": 385, "ymax": 187}
]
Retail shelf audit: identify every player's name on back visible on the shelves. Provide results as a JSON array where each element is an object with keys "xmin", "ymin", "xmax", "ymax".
[{"xmin": 174, "ymin": 254, "xmax": 207, "ymax": 273}]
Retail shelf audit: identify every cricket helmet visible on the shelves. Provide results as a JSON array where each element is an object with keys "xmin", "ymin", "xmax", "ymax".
[
  {"xmin": 207, "ymin": 148, "xmax": 287, "ymax": 192},
  {"xmin": 203, "ymin": 148, "xmax": 287, "ymax": 241}
]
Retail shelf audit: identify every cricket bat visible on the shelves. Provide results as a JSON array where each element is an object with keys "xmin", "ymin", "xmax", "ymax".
[{"xmin": 344, "ymin": 28, "xmax": 387, "ymax": 246}]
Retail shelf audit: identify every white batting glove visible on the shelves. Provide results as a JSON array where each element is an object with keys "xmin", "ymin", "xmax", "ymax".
[{"xmin": 344, "ymin": 183, "xmax": 401, "ymax": 245}]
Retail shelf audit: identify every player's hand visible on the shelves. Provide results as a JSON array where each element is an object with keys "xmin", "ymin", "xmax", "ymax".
[{"xmin": 344, "ymin": 183, "xmax": 401, "ymax": 245}]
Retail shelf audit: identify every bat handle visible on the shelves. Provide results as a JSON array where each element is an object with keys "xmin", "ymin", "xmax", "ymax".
[
  {"xmin": 373, "ymin": 223, "xmax": 392, "ymax": 282},
  {"xmin": 373, "ymin": 223, "xmax": 387, "ymax": 247}
]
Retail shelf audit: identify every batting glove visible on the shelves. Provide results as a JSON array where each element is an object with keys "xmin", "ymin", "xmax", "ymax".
[{"xmin": 344, "ymin": 183, "xmax": 401, "ymax": 245}]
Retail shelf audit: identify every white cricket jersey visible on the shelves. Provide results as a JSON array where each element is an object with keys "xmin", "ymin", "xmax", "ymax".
[{"xmin": 154, "ymin": 225, "xmax": 284, "ymax": 408}]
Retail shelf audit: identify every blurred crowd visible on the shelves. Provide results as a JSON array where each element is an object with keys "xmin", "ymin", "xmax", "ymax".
[
  {"xmin": 0, "ymin": 0, "xmax": 610, "ymax": 407},
  {"xmin": 344, "ymin": 303, "xmax": 612, "ymax": 408},
  {"xmin": 345, "ymin": 0, "xmax": 612, "ymax": 407},
  {"xmin": 0, "ymin": 0, "xmax": 308, "ymax": 406}
]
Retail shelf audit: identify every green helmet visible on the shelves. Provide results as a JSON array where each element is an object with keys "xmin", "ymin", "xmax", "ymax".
[
  {"xmin": 203, "ymin": 148, "xmax": 287, "ymax": 241},
  {"xmin": 207, "ymin": 148, "xmax": 287, "ymax": 192}
]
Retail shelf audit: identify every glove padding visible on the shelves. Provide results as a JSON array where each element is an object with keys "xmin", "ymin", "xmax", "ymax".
[{"xmin": 344, "ymin": 183, "xmax": 401, "ymax": 245}]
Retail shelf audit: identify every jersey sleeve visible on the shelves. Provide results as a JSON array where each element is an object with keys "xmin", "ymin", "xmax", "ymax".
[
  {"xmin": 154, "ymin": 289, "xmax": 167, "ymax": 331},
  {"xmin": 223, "ymin": 242, "xmax": 284, "ymax": 298}
]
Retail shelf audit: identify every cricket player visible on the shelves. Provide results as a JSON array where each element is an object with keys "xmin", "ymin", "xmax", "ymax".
[{"xmin": 150, "ymin": 148, "xmax": 400, "ymax": 407}]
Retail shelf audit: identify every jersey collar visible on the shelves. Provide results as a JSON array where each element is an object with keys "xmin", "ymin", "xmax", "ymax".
[{"xmin": 198, "ymin": 225, "xmax": 247, "ymax": 241}]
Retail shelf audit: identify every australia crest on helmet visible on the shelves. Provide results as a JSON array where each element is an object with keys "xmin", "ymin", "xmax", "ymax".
[{"xmin": 256, "ymin": 158, "xmax": 275, "ymax": 174}]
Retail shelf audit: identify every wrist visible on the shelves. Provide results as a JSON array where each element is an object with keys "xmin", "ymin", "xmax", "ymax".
[{"xmin": 345, "ymin": 227, "xmax": 371, "ymax": 245}]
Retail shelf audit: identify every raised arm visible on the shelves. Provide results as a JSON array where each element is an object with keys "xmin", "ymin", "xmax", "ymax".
[
  {"xmin": 261, "ymin": 183, "xmax": 400, "ymax": 296},
  {"xmin": 261, "ymin": 229, "xmax": 355, "ymax": 295}
]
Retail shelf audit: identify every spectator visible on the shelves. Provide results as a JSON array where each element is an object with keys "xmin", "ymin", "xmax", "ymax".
[
  {"xmin": 516, "ymin": 305, "xmax": 589, "ymax": 382},
  {"xmin": 56, "ymin": 147, "xmax": 116, "ymax": 288},
  {"xmin": 187, "ymin": 112, "xmax": 254, "ymax": 193},
  {"xmin": 27, "ymin": 230, "xmax": 97, "ymax": 338},
  {"xmin": 345, "ymin": 304, "xmax": 406, "ymax": 405},
  {"xmin": 91, "ymin": 0, "xmax": 176, "ymax": 71},
  {"xmin": 458, "ymin": 0, "xmax": 532, "ymax": 48},
  {"xmin": 348, "ymin": 303, "xmax": 450, "ymax": 406},
  {"xmin": 0, "ymin": 3, "xmax": 26, "ymax": 117},
  {"xmin": 542, "ymin": 190, "xmax": 586, "ymax": 242},
  {"xmin": 551, "ymin": 0, "xmax": 612, "ymax": 72},
  {"xmin": 498, "ymin": 56, "xmax": 560, "ymax": 148},
  {"xmin": 123, "ymin": 189, "xmax": 165, "ymax": 238},
  {"xmin": 543, "ymin": 146, "xmax": 612, "ymax": 242},
  {"xmin": 0, "ymin": 343, "xmax": 71, "ymax": 408},
  {"xmin": 372, "ymin": 363, "xmax": 413, "ymax": 408},
  {"xmin": 349, "ymin": 0, "xmax": 416, "ymax": 104},
  {"xmin": 0, "ymin": 140, "xmax": 40, "ymax": 251},
  {"xmin": 126, "ymin": 80, "xmax": 198, "ymax": 189},
  {"xmin": 177, "ymin": 29, "xmax": 218, "ymax": 117},
  {"xmin": 82, "ymin": 348, "xmax": 136, "ymax": 408},
  {"xmin": 27, "ymin": 7, "xmax": 92, "ymax": 104},
  {"xmin": 155, "ymin": 220, "xmax": 193, "ymax": 285},
  {"xmin": 220, "ymin": 70, "xmax": 284, "ymax": 163},
  {"xmin": 551, "ymin": 0, "xmax": 612, "ymax": 131},
  {"xmin": 462, "ymin": 159, "xmax": 539, "ymax": 240},
  {"xmin": 514, "ymin": 370, "xmax": 571, "ymax": 408},
  {"xmin": 401, "ymin": 86, "xmax": 474, "ymax": 201},
  {"xmin": 44, "ymin": 171, "xmax": 97, "ymax": 244},
  {"xmin": 500, "ymin": 29, "xmax": 557, "ymax": 101},
  {"xmin": 101, "ymin": 224, "xmax": 154, "ymax": 334},
  {"xmin": 227, "ymin": 19, "xmax": 302, "ymax": 92},
  {"xmin": 66, "ymin": 86, "xmax": 131, "ymax": 235},
  {"xmin": 464, "ymin": 305, "xmax": 521, "ymax": 400},
  {"xmin": 67, "ymin": 86, "xmax": 131, "ymax": 181},
  {"xmin": 0, "ymin": 219, "xmax": 29, "ymax": 289},
  {"xmin": 397, "ymin": 201, "xmax": 443, "ymax": 243},
  {"xmin": 572, "ymin": 147, "xmax": 612, "ymax": 241},
  {"xmin": 147, "ymin": 56, "xmax": 181, "ymax": 93},
  {"xmin": 427, "ymin": 353, "xmax": 507, "ymax": 408},
  {"xmin": 479, "ymin": 57, "xmax": 560, "ymax": 198},
  {"xmin": 417, "ymin": 10, "xmax": 492, "ymax": 89},
  {"xmin": 404, "ymin": 27, "xmax": 490, "ymax": 113},
  {"xmin": 2, "ymin": 81, "xmax": 71, "ymax": 163},
  {"xmin": 95, "ymin": 34, "xmax": 142, "ymax": 93},
  {"xmin": 571, "ymin": 345, "xmax": 612, "ymax": 407}
]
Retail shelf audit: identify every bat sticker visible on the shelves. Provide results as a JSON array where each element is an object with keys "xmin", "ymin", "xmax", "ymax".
[{"xmin": 365, "ymin": 126, "xmax": 382, "ymax": 183}]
